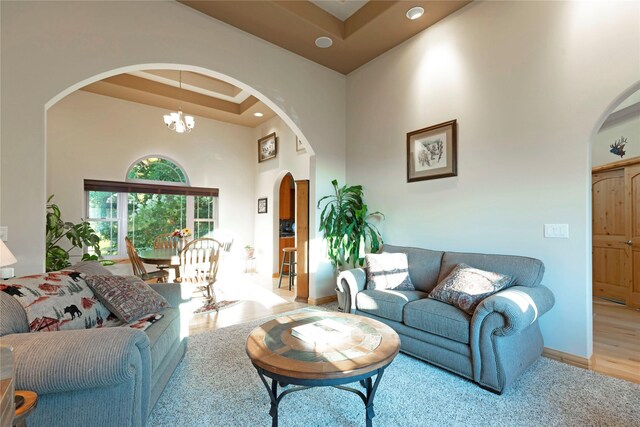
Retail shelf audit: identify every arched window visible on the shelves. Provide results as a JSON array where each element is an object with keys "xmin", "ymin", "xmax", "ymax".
[
  {"xmin": 86, "ymin": 156, "xmax": 217, "ymax": 258},
  {"xmin": 126, "ymin": 156, "xmax": 188, "ymax": 184}
]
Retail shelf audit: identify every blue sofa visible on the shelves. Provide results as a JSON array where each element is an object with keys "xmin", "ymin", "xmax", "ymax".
[
  {"xmin": 0, "ymin": 275, "xmax": 188, "ymax": 427},
  {"xmin": 337, "ymin": 244, "xmax": 555, "ymax": 393}
]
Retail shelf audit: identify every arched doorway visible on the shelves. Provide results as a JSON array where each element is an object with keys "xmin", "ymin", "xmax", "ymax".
[
  {"xmin": 46, "ymin": 64, "xmax": 313, "ymax": 291},
  {"xmin": 589, "ymin": 81, "xmax": 640, "ymax": 384}
]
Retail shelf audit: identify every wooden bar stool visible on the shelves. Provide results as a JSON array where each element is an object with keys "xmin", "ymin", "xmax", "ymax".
[{"xmin": 278, "ymin": 247, "xmax": 297, "ymax": 291}]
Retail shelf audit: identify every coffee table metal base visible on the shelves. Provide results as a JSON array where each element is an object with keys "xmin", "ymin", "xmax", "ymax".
[{"xmin": 253, "ymin": 363, "xmax": 389, "ymax": 427}]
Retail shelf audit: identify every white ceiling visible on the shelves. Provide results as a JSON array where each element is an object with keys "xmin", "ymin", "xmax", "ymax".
[{"xmin": 310, "ymin": 0, "xmax": 368, "ymax": 21}]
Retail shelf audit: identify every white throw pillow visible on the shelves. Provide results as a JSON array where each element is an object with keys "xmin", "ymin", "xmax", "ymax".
[{"xmin": 365, "ymin": 253, "xmax": 415, "ymax": 291}]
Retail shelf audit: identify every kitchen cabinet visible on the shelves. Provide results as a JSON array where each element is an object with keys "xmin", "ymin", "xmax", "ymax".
[{"xmin": 279, "ymin": 175, "xmax": 295, "ymax": 220}]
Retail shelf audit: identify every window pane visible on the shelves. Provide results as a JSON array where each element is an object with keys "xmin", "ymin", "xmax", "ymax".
[
  {"xmin": 194, "ymin": 221, "xmax": 215, "ymax": 239},
  {"xmin": 88, "ymin": 191, "xmax": 117, "ymax": 219},
  {"xmin": 127, "ymin": 193, "xmax": 187, "ymax": 250},
  {"xmin": 89, "ymin": 221, "xmax": 118, "ymax": 256},
  {"xmin": 127, "ymin": 158, "xmax": 187, "ymax": 183},
  {"xmin": 195, "ymin": 196, "xmax": 215, "ymax": 219}
]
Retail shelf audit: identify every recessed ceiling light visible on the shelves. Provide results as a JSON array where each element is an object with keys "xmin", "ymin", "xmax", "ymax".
[
  {"xmin": 253, "ymin": 112, "xmax": 264, "ymax": 117},
  {"xmin": 315, "ymin": 36, "xmax": 333, "ymax": 48},
  {"xmin": 406, "ymin": 6, "xmax": 424, "ymax": 20}
]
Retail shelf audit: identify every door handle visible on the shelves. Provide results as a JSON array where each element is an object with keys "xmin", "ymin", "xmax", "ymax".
[{"xmin": 625, "ymin": 240, "xmax": 632, "ymax": 246}]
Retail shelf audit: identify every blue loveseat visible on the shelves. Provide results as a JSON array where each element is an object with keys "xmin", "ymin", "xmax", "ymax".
[{"xmin": 337, "ymin": 244, "xmax": 555, "ymax": 393}]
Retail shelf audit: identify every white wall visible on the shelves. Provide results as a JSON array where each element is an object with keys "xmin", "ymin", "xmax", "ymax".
[
  {"xmin": 47, "ymin": 90, "xmax": 256, "ymax": 259},
  {"xmin": 253, "ymin": 115, "xmax": 311, "ymax": 277},
  {"xmin": 0, "ymin": 1, "xmax": 345, "ymax": 299},
  {"xmin": 346, "ymin": 1, "xmax": 640, "ymax": 358},
  {"xmin": 593, "ymin": 109, "xmax": 640, "ymax": 167}
]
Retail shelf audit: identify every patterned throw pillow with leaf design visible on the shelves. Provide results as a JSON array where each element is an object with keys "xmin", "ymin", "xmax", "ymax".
[
  {"xmin": 365, "ymin": 253, "xmax": 415, "ymax": 291},
  {"xmin": 0, "ymin": 270, "xmax": 112, "ymax": 332},
  {"xmin": 428, "ymin": 263, "xmax": 513, "ymax": 315}
]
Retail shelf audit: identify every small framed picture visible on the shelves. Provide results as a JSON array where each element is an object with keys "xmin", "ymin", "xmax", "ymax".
[
  {"xmin": 257, "ymin": 197, "xmax": 268, "ymax": 214},
  {"xmin": 258, "ymin": 132, "xmax": 277, "ymax": 162},
  {"xmin": 407, "ymin": 119, "xmax": 457, "ymax": 182},
  {"xmin": 296, "ymin": 136, "xmax": 305, "ymax": 152}
]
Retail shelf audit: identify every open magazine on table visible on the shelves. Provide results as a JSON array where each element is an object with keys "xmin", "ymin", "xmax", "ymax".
[{"xmin": 291, "ymin": 318, "xmax": 353, "ymax": 345}]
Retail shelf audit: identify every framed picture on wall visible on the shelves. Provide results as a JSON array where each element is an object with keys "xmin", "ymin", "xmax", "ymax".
[
  {"xmin": 407, "ymin": 119, "xmax": 457, "ymax": 182},
  {"xmin": 296, "ymin": 136, "xmax": 305, "ymax": 152},
  {"xmin": 258, "ymin": 132, "xmax": 277, "ymax": 162},
  {"xmin": 257, "ymin": 197, "xmax": 268, "ymax": 214}
]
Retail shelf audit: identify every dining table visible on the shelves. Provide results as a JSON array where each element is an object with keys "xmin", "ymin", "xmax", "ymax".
[{"xmin": 138, "ymin": 248, "xmax": 181, "ymax": 279}]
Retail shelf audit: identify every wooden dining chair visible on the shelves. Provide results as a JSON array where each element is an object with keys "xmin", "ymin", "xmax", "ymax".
[
  {"xmin": 125, "ymin": 236, "xmax": 169, "ymax": 283},
  {"xmin": 153, "ymin": 233, "xmax": 181, "ymax": 277},
  {"xmin": 153, "ymin": 233, "xmax": 180, "ymax": 251},
  {"xmin": 179, "ymin": 238, "xmax": 222, "ymax": 302}
]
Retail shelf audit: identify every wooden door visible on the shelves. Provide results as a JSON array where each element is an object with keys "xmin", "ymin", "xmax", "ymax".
[
  {"xmin": 627, "ymin": 164, "xmax": 640, "ymax": 308},
  {"xmin": 592, "ymin": 169, "xmax": 629, "ymax": 303},
  {"xmin": 295, "ymin": 180, "xmax": 309, "ymax": 303}
]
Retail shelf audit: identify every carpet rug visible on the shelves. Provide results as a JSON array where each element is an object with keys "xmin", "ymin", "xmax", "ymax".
[
  {"xmin": 149, "ymin": 308, "xmax": 640, "ymax": 427},
  {"xmin": 192, "ymin": 299, "xmax": 239, "ymax": 315}
]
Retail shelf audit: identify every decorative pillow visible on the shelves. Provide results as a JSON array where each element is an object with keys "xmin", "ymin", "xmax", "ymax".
[
  {"xmin": 365, "ymin": 253, "xmax": 415, "ymax": 291},
  {"xmin": 0, "ymin": 270, "xmax": 112, "ymax": 332},
  {"xmin": 428, "ymin": 263, "xmax": 513, "ymax": 315},
  {"xmin": 70, "ymin": 260, "xmax": 113, "ymax": 277},
  {"xmin": 85, "ymin": 275, "xmax": 170, "ymax": 323}
]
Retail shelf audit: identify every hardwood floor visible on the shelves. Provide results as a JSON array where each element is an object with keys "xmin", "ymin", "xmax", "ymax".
[
  {"xmin": 188, "ymin": 275, "xmax": 305, "ymax": 336},
  {"xmin": 592, "ymin": 298, "xmax": 640, "ymax": 384}
]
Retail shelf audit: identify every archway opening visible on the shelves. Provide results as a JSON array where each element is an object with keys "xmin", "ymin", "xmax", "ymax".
[
  {"xmin": 589, "ymin": 81, "xmax": 640, "ymax": 384},
  {"xmin": 45, "ymin": 64, "xmax": 314, "ymax": 296}
]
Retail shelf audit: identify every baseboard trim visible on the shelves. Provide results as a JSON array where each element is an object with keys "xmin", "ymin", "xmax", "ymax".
[
  {"xmin": 308, "ymin": 295, "xmax": 337, "ymax": 306},
  {"xmin": 543, "ymin": 347, "xmax": 593, "ymax": 370}
]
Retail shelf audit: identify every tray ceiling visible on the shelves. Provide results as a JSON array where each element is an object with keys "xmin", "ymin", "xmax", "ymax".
[
  {"xmin": 179, "ymin": 0, "xmax": 472, "ymax": 75},
  {"xmin": 81, "ymin": 70, "xmax": 276, "ymax": 128}
]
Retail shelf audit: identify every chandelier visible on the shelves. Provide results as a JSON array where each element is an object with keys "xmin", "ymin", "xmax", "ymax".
[{"xmin": 163, "ymin": 71, "xmax": 195, "ymax": 133}]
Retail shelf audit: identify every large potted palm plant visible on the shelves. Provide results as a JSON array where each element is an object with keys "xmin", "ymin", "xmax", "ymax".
[
  {"xmin": 317, "ymin": 179, "xmax": 384, "ymax": 269},
  {"xmin": 317, "ymin": 180, "xmax": 384, "ymax": 310}
]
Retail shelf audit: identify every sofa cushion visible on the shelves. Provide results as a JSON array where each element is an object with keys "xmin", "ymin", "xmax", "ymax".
[
  {"xmin": 429, "ymin": 263, "xmax": 512, "ymax": 315},
  {"xmin": 0, "ymin": 292, "xmax": 29, "ymax": 336},
  {"xmin": 70, "ymin": 260, "xmax": 113, "ymax": 276},
  {"xmin": 356, "ymin": 289, "xmax": 428, "ymax": 322},
  {"xmin": 404, "ymin": 298, "xmax": 471, "ymax": 344},
  {"xmin": 85, "ymin": 275, "xmax": 170, "ymax": 323},
  {"xmin": 144, "ymin": 307, "xmax": 181, "ymax": 373},
  {"xmin": 365, "ymin": 253, "xmax": 415, "ymax": 291},
  {"xmin": 438, "ymin": 252, "xmax": 544, "ymax": 288},
  {"xmin": 382, "ymin": 245, "xmax": 444, "ymax": 293},
  {"xmin": 1, "ymin": 271, "xmax": 112, "ymax": 332}
]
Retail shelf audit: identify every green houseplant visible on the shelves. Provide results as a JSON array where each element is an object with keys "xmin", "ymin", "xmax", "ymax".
[
  {"xmin": 317, "ymin": 180, "xmax": 384, "ymax": 269},
  {"xmin": 46, "ymin": 195, "xmax": 102, "ymax": 272}
]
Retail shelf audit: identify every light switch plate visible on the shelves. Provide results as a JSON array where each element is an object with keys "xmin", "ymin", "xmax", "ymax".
[
  {"xmin": 544, "ymin": 224, "xmax": 569, "ymax": 239},
  {"xmin": 0, "ymin": 226, "xmax": 7, "ymax": 241}
]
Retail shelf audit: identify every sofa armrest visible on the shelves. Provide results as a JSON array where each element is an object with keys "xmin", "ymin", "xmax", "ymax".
[
  {"xmin": 337, "ymin": 268, "xmax": 367, "ymax": 313},
  {"xmin": 0, "ymin": 327, "xmax": 150, "ymax": 395},
  {"xmin": 470, "ymin": 284, "xmax": 554, "ymax": 390},
  {"xmin": 471, "ymin": 285, "xmax": 555, "ymax": 337},
  {"xmin": 149, "ymin": 282, "xmax": 192, "ymax": 307}
]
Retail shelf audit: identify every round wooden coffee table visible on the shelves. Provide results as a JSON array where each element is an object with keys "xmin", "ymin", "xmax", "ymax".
[{"xmin": 246, "ymin": 310, "xmax": 400, "ymax": 427}]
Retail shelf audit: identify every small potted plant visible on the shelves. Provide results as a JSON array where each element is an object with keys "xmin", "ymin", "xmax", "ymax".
[{"xmin": 244, "ymin": 245, "xmax": 255, "ymax": 258}]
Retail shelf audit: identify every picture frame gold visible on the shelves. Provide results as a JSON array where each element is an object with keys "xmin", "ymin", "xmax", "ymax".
[
  {"xmin": 258, "ymin": 132, "xmax": 277, "ymax": 162},
  {"xmin": 407, "ymin": 120, "xmax": 457, "ymax": 182}
]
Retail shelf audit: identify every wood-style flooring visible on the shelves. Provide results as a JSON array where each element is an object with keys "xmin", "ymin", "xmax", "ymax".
[
  {"xmin": 189, "ymin": 278, "xmax": 304, "ymax": 336},
  {"xmin": 592, "ymin": 298, "xmax": 640, "ymax": 384}
]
